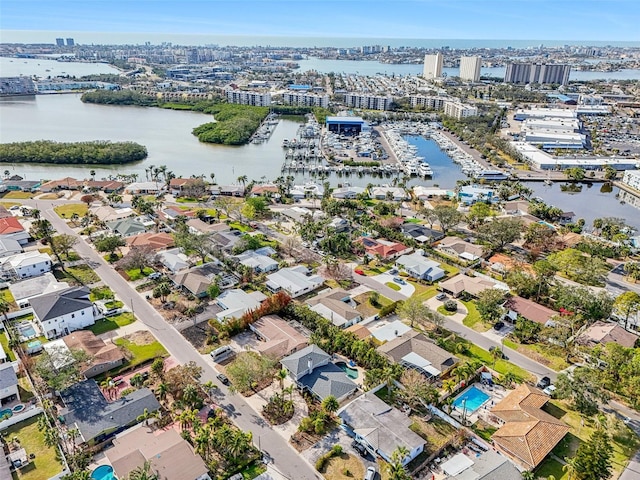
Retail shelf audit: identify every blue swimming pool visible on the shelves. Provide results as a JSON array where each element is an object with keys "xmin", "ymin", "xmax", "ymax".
[
  {"xmin": 0, "ymin": 408, "xmax": 13, "ymax": 419},
  {"xmin": 18, "ymin": 323, "xmax": 37, "ymax": 339},
  {"xmin": 91, "ymin": 465, "xmax": 115, "ymax": 480},
  {"xmin": 453, "ymin": 386, "xmax": 490, "ymax": 414}
]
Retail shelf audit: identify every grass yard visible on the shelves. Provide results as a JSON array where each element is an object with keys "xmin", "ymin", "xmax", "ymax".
[
  {"xmin": 353, "ymin": 292, "xmax": 392, "ymax": 318},
  {"xmin": 38, "ymin": 193, "xmax": 59, "ymax": 200},
  {"xmin": 471, "ymin": 419, "xmax": 497, "ymax": 441},
  {"xmin": 239, "ymin": 462, "xmax": 267, "ymax": 479},
  {"xmin": 409, "ymin": 415, "xmax": 459, "ymax": 455},
  {"xmin": 502, "ymin": 339, "xmax": 570, "ymax": 371},
  {"xmin": 17, "ymin": 375, "xmax": 35, "ymax": 402},
  {"xmin": 54, "ymin": 264, "xmax": 100, "ymax": 285},
  {"xmin": 0, "ymin": 201, "xmax": 21, "ymax": 208},
  {"xmin": 321, "ymin": 453, "xmax": 365, "ymax": 480},
  {"xmin": 5, "ymin": 415, "xmax": 64, "ymax": 480},
  {"xmin": 90, "ymin": 286, "xmax": 114, "ymax": 302},
  {"xmin": 0, "ymin": 332, "xmax": 16, "ymax": 362},
  {"xmin": 114, "ymin": 331, "xmax": 168, "ymax": 371},
  {"xmin": 543, "ymin": 399, "xmax": 640, "ymax": 479},
  {"xmin": 87, "ymin": 312, "xmax": 135, "ymax": 335},
  {"xmin": 437, "ymin": 305, "xmax": 456, "ymax": 316},
  {"xmin": 125, "ymin": 267, "xmax": 154, "ymax": 281},
  {"xmin": 440, "ymin": 262, "xmax": 460, "ymax": 277},
  {"xmin": 385, "ymin": 282, "xmax": 401, "ymax": 291},
  {"xmin": 228, "ymin": 221, "xmax": 253, "ymax": 232},
  {"xmin": 461, "ymin": 300, "xmax": 490, "ymax": 332},
  {"xmin": 409, "ymin": 282, "xmax": 438, "ymax": 302},
  {"xmin": 357, "ymin": 264, "xmax": 389, "ymax": 276},
  {"xmin": 0, "ymin": 288, "xmax": 17, "ymax": 311},
  {"xmin": 535, "ymin": 457, "xmax": 566, "ymax": 480},
  {"xmin": 53, "ymin": 203, "xmax": 88, "ymax": 219},
  {"xmin": 1, "ymin": 191, "xmax": 33, "ymax": 199}
]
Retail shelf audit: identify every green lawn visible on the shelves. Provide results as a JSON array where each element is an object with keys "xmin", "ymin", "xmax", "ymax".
[
  {"xmin": 2, "ymin": 191, "xmax": 33, "ymax": 199},
  {"xmin": 535, "ymin": 457, "xmax": 567, "ymax": 480},
  {"xmin": 5, "ymin": 416, "xmax": 64, "ymax": 480},
  {"xmin": 54, "ymin": 264, "xmax": 100, "ymax": 285},
  {"xmin": 0, "ymin": 332, "xmax": 16, "ymax": 361},
  {"xmin": 17, "ymin": 375, "xmax": 34, "ymax": 402},
  {"xmin": 228, "ymin": 221, "xmax": 253, "ymax": 232},
  {"xmin": 502, "ymin": 339, "xmax": 570, "ymax": 371},
  {"xmin": 87, "ymin": 312, "xmax": 135, "ymax": 335},
  {"xmin": 240, "ymin": 462, "xmax": 267, "ymax": 479},
  {"xmin": 0, "ymin": 288, "xmax": 17, "ymax": 311},
  {"xmin": 461, "ymin": 300, "xmax": 490, "ymax": 332},
  {"xmin": 353, "ymin": 292, "xmax": 392, "ymax": 318},
  {"xmin": 125, "ymin": 267, "xmax": 154, "ymax": 281},
  {"xmin": 385, "ymin": 282, "xmax": 401, "ymax": 291},
  {"xmin": 440, "ymin": 262, "xmax": 460, "ymax": 278},
  {"xmin": 114, "ymin": 336, "xmax": 169, "ymax": 370},
  {"xmin": 409, "ymin": 282, "xmax": 438, "ymax": 302},
  {"xmin": 471, "ymin": 419, "xmax": 497, "ymax": 441},
  {"xmin": 358, "ymin": 265, "xmax": 389, "ymax": 276},
  {"xmin": 437, "ymin": 305, "xmax": 456, "ymax": 316},
  {"xmin": 90, "ymin": 286, "xmax": 115, "ymax": 302},
  {"xmin": 53, "ymin": 203, "xmax": 88, "ymax": 219}
]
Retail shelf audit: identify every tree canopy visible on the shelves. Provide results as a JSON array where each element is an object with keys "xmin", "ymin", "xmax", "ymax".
[{"xmin": 0, "ymin": 140, "xmax": 147, "ymax": 165}]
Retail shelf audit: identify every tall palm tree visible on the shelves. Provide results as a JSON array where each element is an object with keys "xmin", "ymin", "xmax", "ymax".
[
  {"xmin": 126, "ymin": 461, "xmax": 158, "ymax": 480},
  {"xmin": 275, "ymin": 368, "xmax": 288, "ymax": 393},
  {"xmin": 237, "ymin": 175, "xmax": 248, "ymax": 188},
  {"xmin": 321, "ymin": 395, "xmax": 339, "ymax": 416},
  {"xmin": 156, "ymin": 382, "xmax": 168, "ymax": 403}
]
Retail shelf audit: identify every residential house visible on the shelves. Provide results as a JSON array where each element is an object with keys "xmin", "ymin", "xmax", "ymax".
[
  {"xmin": 558, "ymin": 211, "xmax": 575, "ymax": 226},
  {"xmin": 157, "ymin": 248, "xmax": 190, "ymax": 273},
  {"xmin": 211, "ymin": 230, "xmax": 243, "ymax": 252},
  {"xmin": 0, "ymin": 217, "xmax": 29, "ymax": 245},
  {"xmin": 439, "ymin": 274, "xmax": 506, "ymax": 298},
  {"xmin": 215, "ymin": 289, "xmax": 266, "ymax": 321},
  {"xmin": 370, "ymin": 186, "xmax": 408, "ymax": 201},
  {"xmin": 107, "ymin": 218, "xmax": 146, "ymax": 237},
  {"xmin": 40, "ymin": 177, "xmax": 84, "ymax": 192},
  {"xmin": 187, "ymin": 219, "xmax": 229, "ymax": 235},
  {"xmin": 280, "ymin": 206, "xmax": 324, "ymax": 224},
  {"xmin": 413, "ymin": 186, "xmax": 453, "ymax": 201},
  {"xmin": 250, "ymin": 184, "xmax": 279, "ymax": 197},
  {"xmin": 378, "ymin": 330, "xmax": 460, "ymax": 380},
  {"xmin": 328, "ymin": 217, "xmax": 350, "ymax": 233},
  {"xmin": 169, "ymin": 177, "xmax": 201, "ymax": 196},
  {"xmin": 395, "ymin": 252, "xmax": 445, "ymax": 282},
  {"xmin": 249, "ymin": 315, "xmax": 308, "ymax": 359},
  {"xmin": 487, "ymin": 253, "xmax": 533, "ymax": 275},
  {"xmin": 0, "ymin": 206, "xmax": 12, "ymax": 219},
  {"xmin": 59, "ymin": 380, "xmax": 160, "ymax": 445},
  {"xmin": 124, "ymin": 182, "xmax": 164, "ymax": 195},
  {"xmin": 437, "ymin": 237, "xmax": 484, "ymax": 262},
  {"xmin": 30, "ymin": 286, "xmax": 96, "ymax": 339},
  {"xmin": 218, "ymin": 185, "xmax": 245, "ymax": 197},
  {"xmin": 578, "ymin": 321, "xmax": 639, "ymax": 348},
  {"xmin": 2, "ymin": 179, "xmax": 41, "ymax": 191},
  {"xmin": 106, "ymin": 426, "xmax": 210, "ymax": 480},
  {"xmin": 307, "ymin": 289, "xmax": 362, "ymax": 328},
  {"xmin": 457, "ymin": 186, "xmax": 496, "ymax": 205},
  {"xmin": 9, "ymin": 273, "xmax": 69, "ymax": 308},
  {"xmin": 290, "ymin": 183, "xmax": 324, "ymax": 201},
  {"xmin": 62, "ymin": 330, "xmax": 125, "ymax": 377},
  {"xmin": 84, "ymin": 180, "xmax": 124, "ymax": 193},
  {"xmin": 370, "ymin": 320, "xmax": 412, "ymax": 343},
  {"xmin": 90, "ymin": 205, "xmax": 135, "ymax": 223},
  {"xmin": 0, "ymin": 364, "xmax": 18, "ymax": 406},
  {"xmin": 266, "ymin": 266, "xmax": 323, "ymax": 298},
  {"xmin": 172, "ymin": 263, "xmax": 229, "ymax": 298},
  {"xmin": 401, "ymin": 223, "xmax": 445, "ymax": 243},
  {"xmin": 505, "ymin": 296, "xmax": 557, "ymax": 327},
  {"xmin": 357, "ymin": 237, "xmax": 411, "ymax": 260},
  {"xmin": 0, "ymin": 238, "xmax": 22, "ymax": 259},
  {"xmin": 338, "ymin": 391, "xmax": 425, "ymax": 466},
  {"xmin": 441, "ymin": 450, "xmax": 523, "ymax": 480},
  {"xmin": 234, "ymin": 250, "xmax": 279, "ymax": 274},
  {"xmin": 0, "ymin": 251, "xmax": 52, "ymax": 279},
  {"xmin": 502, "ymin": 200, "xmax": 530, "ymax": 215},
  {"xmin": 281, "ymin": 344, "xmax": 358, "ymax": 402},
  {"xmin": 160, "ymin": 205, "xmax": 196, "ymax": 222},
  {"xmin": 332, "ymin": 186, "xmax": 366, "ymax": 199},
  {"xmin": 125, "ymin": 232, "xmax": 174, "ymax": 251},
  {"xmin": 345, "ymin": 323, "xmax": 371, "ymax": 340},
  {"xmin": 490, "ymin": 384, "xmax": 569, "ymax": 470}
]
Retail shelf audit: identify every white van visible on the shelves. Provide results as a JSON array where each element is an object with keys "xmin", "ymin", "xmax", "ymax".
[{"xmin": 210, "ymin": 345, "xmax": 234, "ymax": 362}]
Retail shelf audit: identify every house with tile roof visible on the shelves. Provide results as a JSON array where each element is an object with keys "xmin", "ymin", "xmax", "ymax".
[
  {"xmin": 281, "ymin": 345, "xmax": 358, "ymax": 402},
  {"xmin": 249, "ymin": 315, "xmax": 308, "ymax": 359},
  {"xmin": 307, "ymin": 289, "xmax": 362, "ymax": 328},
  {"xmin": 439, "ymin": 273, "xmax": 506, "ymax": 298},
  {"xmin": 30, "ymin": 286, "xmax": 96, "ymax": 339},
  {"xmin": 62, "ymin": 330, "xmax": 125, "ymax": 378},
  {"xmin": 357, "ymin": 237, "xmax": 411, "ymax": 260},
  {"xmin": 126, "ymin": 232, "xmax": 174, "ymax": 251},
  {"xmin": 489, "ymin": 384, "xmax": 569, "ymax": 470},
  {"xmin": 338, "ymin": 391, "xmax": 425, "ymax": 466},
  {"xmin": 0, "ymin": 217, "xmax": 29, "ymax": 245},
  {"xmin": 437, "ymin": 237, "xmax": 485, "ymax": 262},
  {"xmin": 90, "ymin": 205, "xmax": 135, "ymax": 223}
]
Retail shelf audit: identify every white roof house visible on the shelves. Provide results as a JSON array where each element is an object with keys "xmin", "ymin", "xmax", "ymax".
[
  {"xmin": 0, "ymin": 251, "xmax": 52, "ymax": 279},
  {"xmin": 215, "ymin": 289, "xmax": 267, "ymax": 321},
  {"xmin": 266, "ymin": 266, "xmax": 324, "ymax": 298},
  {"xmin": 395, "ymin": 253, "xmax": 445, "ymax": 282},
  {"xmin": 371, "ymin": 320, "xmax": 412, "ymax": 343},
  {"xmin": 157, "ymin": 248, "xmax": 190, "ymax": 273},
  {"xmin": 9, "ymin": 272, "xmax": 69, "ymax": 308},
  {"xmin": 124, "ymin": 182, "xmax": 164, "ymax": 194},
  {"xmin": 332, "ymin": 186, "xmax": 366, "ymax": 199},
  {"xmin": 370, "ymin": 186, "xmax": 409, "ymax": 201},
  {"xmin": 234, "ymin": 250, "xmax": 279, "ymax": 273}
]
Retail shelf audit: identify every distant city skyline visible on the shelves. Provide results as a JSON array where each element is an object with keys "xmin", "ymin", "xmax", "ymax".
[{"xmin": 1, "ymin": 0, "xmax": 639, "ymax": 44}]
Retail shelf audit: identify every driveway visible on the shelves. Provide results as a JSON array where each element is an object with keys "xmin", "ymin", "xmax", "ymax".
[
  {"xmin": 424, "ymin": 296, "xmax": 467, "ymax": 323},
  {"xmin": 370, "ymin": 272, "xmax": 415, "ymax": 298}
]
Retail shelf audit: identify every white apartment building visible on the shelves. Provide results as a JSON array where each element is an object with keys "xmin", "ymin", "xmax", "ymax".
[
  {"xmin": 282, "ymin": 92, "xmax": 329, "ymax": 108},
  {"xmin": 459, "ymin": 56, "xmax": 482, "ymax": 82},
  {"xmin": 423, "ymin": 53, "xmax": 443, "ymax": 79},
  {"xmin": 444, "ymin": 101, "xmax": 478, "ymax": 119},
  {"xmin": 344, "ymin": 93, "xmax": 393, "ymax": 111},
  {"xmin": 409, "ymin": 95, "xmax": 446, "ymax": 110},
  {"xmin": 225, "ymin": 89, "xmax": 271, "ymax": 106},
  {"xmin": 622, "ymin": 170, "xmax": 640, "ymax": 191}
]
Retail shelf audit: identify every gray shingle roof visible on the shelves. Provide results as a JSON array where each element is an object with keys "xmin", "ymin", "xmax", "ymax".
[
  {"xmin": 0, "ymin": 364, "xmax": 17, "ymax": 391},
  {"xmin": 60, "ymin": 380, "xmax": 160, "ymax": 442},
  {"xmin": 29, "ymin": 286, "xmax": 91, "ymax": 322},
  {"xmin": 298, "ymin": 363, "xmax": 358, "ymax": 400},
  {"xmin": 280, "ymin": 344, "xmax": 331, "ymax": 378}
]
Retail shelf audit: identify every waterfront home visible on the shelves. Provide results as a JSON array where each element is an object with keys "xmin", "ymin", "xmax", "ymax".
[
  {"xmin": 90, "ymin": 205, "xmax": 135, "ymax": 223},
  {"xmin": 338, "ymin": 391, "xmax": 425, "ymax": 466},
  {"xmin": 106, "ymin": 426, "xmax": 210, "ymax": 480},
  {"xmin": 215, "ymin": 289, "xmax": 267, "ymax": 321},
  {"xmin": 169, "ymin": 177, "xmax": 202, "ymax": 196},
  {"xmin": 413, "ymin": 186, "xmax": 453, "ymax": 201},
  {"xmin": 395, "ymin": 252, "xmax": 445, "ymax": 282},
  {"xmin": 437, "ymin": 237, "xmax": 484, "ymax": 262},
  {"xmin": 490, "ymin": 384, "xmax": 569, "ymax": 470},
  {"xmin": 439, "ymin": 273, "xmax": 507, "ymax": 298},
  {"xmin": 504, "ymin": 296, "xmax": 558, "ymax": 327},
  {"xmin": 401, "ymin": 223, "xmax": 445, "ymax": 244},
  {"xmin": 457, "ymin": 185, "xmax": 496, "ymax": 205},
  {"xmin": 59, "ymin": 380, "xmax": 160, "ymax": 445},
  {"xmin": 370, "ymin": 186, "xmax": 409, "ymax": 201},
  {"xmin": 218, "ymin": 185, "xmax": 245, "ymax": 197},
  {"xmin": 332, "ymin": 186, "xmax": 366, "ymax": 199},
  {"xmin": 378, "ymin": 330, "xmax": 459, "ymax": 380},
  {"xmin": 290, "ymin": 183, "xmax": 324, "ymax": 200},
  {"xmin": 125, "ymin": 232, "xmax": 174, "ymax": 251},
  {"xmin": 0, "ymin": 251, "xmax": 51, "ymax": 280},
  {"xmin": 281, "ymin": 344, "xmax": 358, "ymax": 402},
  {"xmin": 249, "ymin": 315, "xmax": 308, "ymax": 359},
  {"xmin": 266, "ymin": 266, "xmax": 323, "ymax": 298},
  {"xmin": 0, "ymin": 217, "xmax": 29, "ymax": 245},
  {"xmin": 502, "ymin": 200, "xmax": 530, "ymax": 215},
  {"xmin": 357, "ymin": 237, "xmax": 411, "ymax": 260},
  {"xmin": 9, "ymin": 273, "xmax": 69, "ymax": 309},
  {"xmin": 250, "ymin": 183, "xmax": 279, "ymax": 197},
  {"xmin": 124, "ymin": 182, "xmax": 164, "ymax": 195},
  {"xmin": 307, "ymin": 289, "xmax": 362, "ymax": 328},
  {"xmin": 30, "ymin": 286, "xmax": 96, "ymax": 339}
]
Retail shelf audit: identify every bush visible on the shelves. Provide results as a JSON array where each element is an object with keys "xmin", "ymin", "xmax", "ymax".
[
  {"xmin": 379, "ymin": 300, "xmax": 401, "ymax": 317},
  {"xmin": 369, "ymin": 291, "xmax": 380, "ymax": 307},
  {"xmin": 315, "ymin": 444, "xmax": 343, "ymax": 471},
  {"xmin": 444, "ymin": 300, "xmax": 458, "ymax": 312}
]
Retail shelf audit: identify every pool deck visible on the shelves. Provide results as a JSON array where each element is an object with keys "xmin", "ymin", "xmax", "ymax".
[{"xmin": 449, "ymin": 382, "xmax": 509, "ymax": 426}]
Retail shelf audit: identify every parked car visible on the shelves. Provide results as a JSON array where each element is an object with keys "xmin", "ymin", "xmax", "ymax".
[
  {"xmin": 493, "ymin": 321, "xmax": 505, "ymax": 331},
  {"xmin": 436, "ymin": 292, "xmax": 447, "ymax": 301},
  {"xmin": 148, "ymin": 272, "xmax": 163, "ymax": 280},
  {"xmin": 216, "ymin": 373, "xmax": 231, "ymax": 386},
  {"xmin": 537, "ymin": 376, "xmax": 551, "ymax": 389},
  {"xmin": 389, "ymin": 268, "xmax": 398, "ymax": 275},
  {"xmin": 393, "ymin": 277, "xmax": 405, "ymax": 285},
  {"xmin": 351, "ymin": 440, "xmax": 367, "ymax": 458},
  {"xmin": 365, "ymin": 466, "xmax": 376, "ymax": 480},
  {"xmin": 543, "ymin": 385, "xmax": 556, "ymax": 396}
]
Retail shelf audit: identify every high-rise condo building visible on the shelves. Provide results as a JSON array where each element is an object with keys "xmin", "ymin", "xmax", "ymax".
[
  {"xmin": 56, "ymin": 38, "xmax": 64, "ymax": 47},
  {"xmin": 423, "ymin": 53, "xmax": 443, "ymax": 79},
  {"xmin": 504, "ymin": 63, "xmax": 571, "ymax": 85},
  {"xmin": 66, "ymin": 38, "xmax": 75, "ymax": 46},
  {"xmin": 344, "ymin": 93, "xmax": 393, "ymax": 111},
  {"xmin": 459, "ymin": 56, "xmax": 482, "ymax": 82},
  {"xmin": 225, "ymin": 89, "xmax": 271, "ymax": 107}
]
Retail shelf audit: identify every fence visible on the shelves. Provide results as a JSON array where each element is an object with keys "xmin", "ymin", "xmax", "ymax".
[{"xmin": 0, "ymin": 406, "xmax": 43, "ymax": 431}]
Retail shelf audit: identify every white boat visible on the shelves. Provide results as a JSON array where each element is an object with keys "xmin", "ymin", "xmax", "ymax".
[{"xmin": 418, "ymin": 163, "xmax": 433, "ymax": 177}]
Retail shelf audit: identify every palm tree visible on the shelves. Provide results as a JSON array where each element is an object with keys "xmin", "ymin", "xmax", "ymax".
[
  {"xmin": 321, "ymin": 395, "xmax": 339, "ymax": 416},
  {"xmin": 522, "ymin": 471, "xmax": 535, "ymax": 480},
  {"xmin": 155, "ymin": 382, "xmax": 168, "ymax": 403},
  {"xmin": 182, "ymin": 384, "xmax": 199, "ymax": 408},
  {"xmin": 178, "ymin": 408, "xmax": 196, "ymax": 431},
  {"xmin": 443, "ymin": 379, "xmax": 457, "ymax": 396},
  {"xmin": 89, "ymin": 169, "xmax": 96, "ymax": 180},
  {"xmin": 237, "ymin": 175, "xmax": 248, "ymax": 189},
  {"xmin": 562, "ymin": 458, "xmax": 578, "ymax": 480},
  {"xmin": 126, "ymin": 461, "xmax": 158, "ymax": 480},
  {"xmin": 386, "ymin": 446, "xmax": 411, "ymax": 480},
  {"xmin": 275, "ymin": 368, "xmax": 288, "ymax": 393}
]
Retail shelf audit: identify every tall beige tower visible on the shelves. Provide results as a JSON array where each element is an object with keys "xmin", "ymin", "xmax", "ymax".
[
  {"xmin": 423, "ymin": 53, "xmax": 443, "ymax": 79},
  {"xmin": 459, "ymin": 56, "xmax": 482, "ymax": 82}
]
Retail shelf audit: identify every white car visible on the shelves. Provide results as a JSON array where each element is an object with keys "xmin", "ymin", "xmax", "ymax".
[{"xmin": 542, "ymin": 385, "xmax": 556, "ymax": 396}]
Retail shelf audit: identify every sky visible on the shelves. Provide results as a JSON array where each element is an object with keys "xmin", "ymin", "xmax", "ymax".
[{"xmin": 1, "ymin": 0, "xmax": 639, "ymax": 44}]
